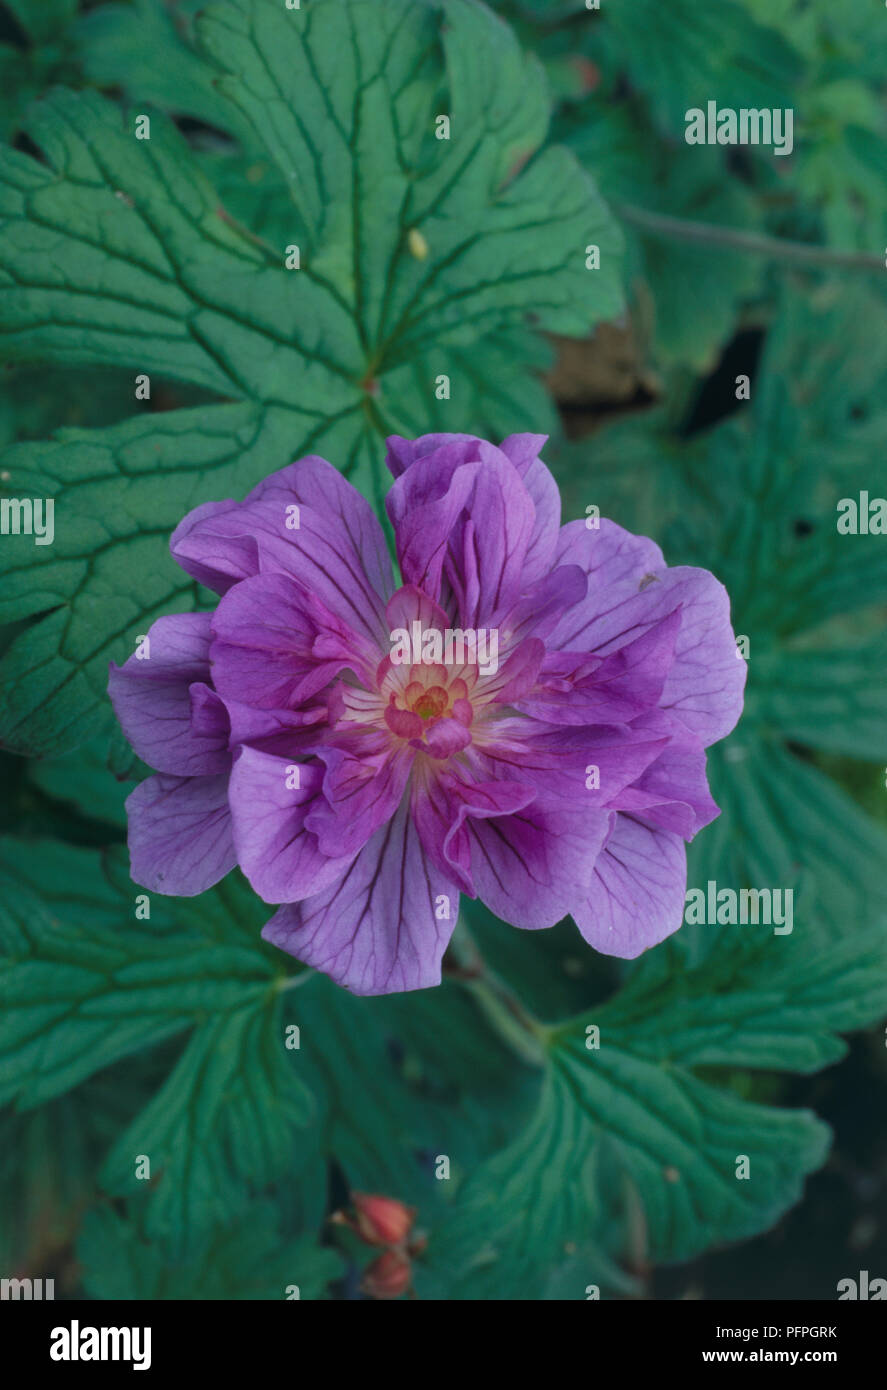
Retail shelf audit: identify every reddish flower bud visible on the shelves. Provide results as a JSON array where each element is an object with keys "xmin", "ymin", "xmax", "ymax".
[
  {"xmin": 351, "ymin": 1192, "xmax": 416, "ymax": 1247},
  {"xmin": 361, "ymin": 1248, "xmax": 412, "ymax": 1301}
]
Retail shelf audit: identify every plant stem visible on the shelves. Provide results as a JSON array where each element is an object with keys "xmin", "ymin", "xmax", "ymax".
[
  {"xmin": 446, "ymin": 923, "xmax": 547, "ymax": 1068},
  {"xmin": 615, "ymin": 202, "xmax": 884, "ymax": 273},
  {"xmin": 277, "ymin": 969, "xmax": 316, "ymax": 993}
]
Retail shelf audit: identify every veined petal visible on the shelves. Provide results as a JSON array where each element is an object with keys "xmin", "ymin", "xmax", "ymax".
[
  {"xmin": 473, "ymin": 724, "xmax": 670, "ymax": 809},
  {"xmin": 518, "ymin": 607, "xmax": 681, "ymax": 726},
  {"xmin": 211, "ymin": 571, "xmax": 377, "ymax": 710},
  {"xmin": 306, "ymin": 742, "xmax": 414, "ymax": 857},
  {"xmin": 228, "ymin": 747, "xmax": 352, "ymax": 904},
  {"xmin": 571, "ymin": 815, "xmax": 688, "ymax": 958},
  {"xmin": 171, "ymin": 455, "xmax": 393, "ymax": 646},
  {"xmin": 108, "ymin": 612, "xmax": 230, "ymax": 776},
  {"xmin": 442, "ymin": 442, "xmax": 535, "ymax": 627},
  {"xmin": 499, "ymin": 434, "xmax": 560, "ymax": 584},
  {"xmin": 468, "ymin": 799, "xmax": 611, "ymax": 929},
  {"xmin": 262, "ymin": 799, "xmax": 459, "ymax": 995},
  {"xmin": 126, "ymin": 772, "xmax": 236, "ymax": 896},
  {"xmin": 603, "ymin": 710, "xmax": 720, "ymax": 839},
  {"xmin": 549, "ymin": 520, "xmax": 745, "ymax": 745},
  {"xmin": 385, "ymin": 446, "xmax": 481, "ymax": 600},
  {"xmin": 387, "ymin": 432, "xmax": 561, "ymax": 591}
]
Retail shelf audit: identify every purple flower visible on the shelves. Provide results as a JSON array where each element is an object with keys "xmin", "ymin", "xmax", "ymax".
[{"xmin": 109, "ymin": 434, "xmax": 745, "ymax": 995}]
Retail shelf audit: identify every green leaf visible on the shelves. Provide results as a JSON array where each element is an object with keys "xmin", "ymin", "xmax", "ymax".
[
  {"xmin": 427, "ymin": 1045, "xmax": 827, "ymax": 1296},
  {"xmin": 690, "ymin": 739, "xmax": 887, "ymax": 948},
  {"xmin": 0, "ymin": 838, "xmax": 285, "ymax": 1107},
  {"xmin": 422, "ymin": 1071, "xmax": 636, "ymax": 1300},
  {"xmin": 25, "ymin": 734, "xmax": 146, "ymax": 830},
  {"xmin": 594, "ymin": 0, "xmax": 801, "ymax": 140},
  {"xmin": 563, "ymin": 103, "xmax": 764, "ymax": 370},
  {"xmin": 196, "ymin": 0, "xmax": 621, "ymax": 357},
  {"xmin": 585, "ymin": 914, "xmax": 887, "ymax": 1077},
  {"xmin": 101, "ymin": 1003, "xmax": 314, "ymax": 1253},
  {"xmin": 0, "ymin": 1052, "xmax": 164, "ymax": 1271},
  {"xmin": 73, "ymin": 0, "xmax": 254, "ymax": 140},
  {"xmin": 0, "ymin": 0, "xmax": 622, "ymax": 758},
  {"xmin": 3, "ymin": 0, "xmax": 79, "ymax": 45},
  {"xmin": 291, "ymin": 973, "xmax": 536, "ymax": 1208},
  {"xmin": 78, "ymin": 1200, "xmax": 341, "ymax": 1300},
  {"xmin": 428, "ymin": 905, "xmax": 880, "ymax": 1295},
  {"xmin": 0, "ymin": 403, "xmax": 299, "ymax": 756}
]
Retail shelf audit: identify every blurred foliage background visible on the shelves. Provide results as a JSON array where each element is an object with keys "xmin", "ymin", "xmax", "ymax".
[{"xmin": 0, "ymin": 0, "xmax": 886, "ymax": 1300}]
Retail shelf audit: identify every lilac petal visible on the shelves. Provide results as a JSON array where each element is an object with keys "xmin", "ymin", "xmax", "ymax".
[
  {"xmin": 228, "ymin": 747, "xmax": 351, "ymax": 904},
  {"xmin": 518, "ymin": 608, "xmax": 681, "ymax": 726},
  {"xmin": 126, "ymin": 772, "xmax": 236, "ymax": 896},
  {"xmin": 387, "ymin": 433, "xmax": 561, "ymax": 592},
  {"xmin": 261, "ymin": 799, "xmax": 459, "ymax": 995},
  {"xmin": 476, "ymin": 637, "xmax": 545, "ymax": 704},
  {"xmin": 210, "ymin": 572, "xmax": 377, "ymax": 710},
  {"xmin": 385, "ymin": 583, "xmax": 451, "ymax": 644},
  {"xmin": 169, "ymin": 500, "xmax": 260, "ymax": 594},
  {"xmin": 442, "ymin": 442, "xmax": 535, "ymax": 627},
  {"xmin": 550, "ymin": 520, "xmax": 745, "ymax": 745},
  {"xmin": 411, "ymin": 765, "xmax": 609, "ymax": 917},
  {"xmin": 385, "ymin": 432, "xmax": 480, "ymax": 479},
  {"xmin": 411, "ymin": 771, "xmax": 536, "ymax": 896},
  {"xmin": 385, "ymin": 447, "xmax": 481, "ymax": 599},
  {"xmin": 474, "ymin": 723, "xmax": 669, "ymax": 809},
  {"xmin": 171, "ymin": 456, "xmax": 393, "ymax": 646},
  {"xmin": 505, "ymin": 564, "xmax": 587, "ymax": 644},
  {"xmin": 224, "ymin": 696, "xmax": 332, "ymax": 756},
  {"xmin": 571, "ymin": 815, "xmax": 688, "ymax": 958},
  {"xmin": 108, "ymin": 613, "xmax": 230, "ymax": 776},
  {"xmin": 657, "ymin": 568, "xmax": 747, "ymax": 746},
  {"xmin": 499, "ymin": 433, "xmax": 561, "ymax": 584},
  {"xmin": 468, "ymin": 799, "xmax": 611, "ymax": 929},
  {"xmin": 562, "ymin": 566, "xmax": 745, "ymax": 746},
  {"xmin": 553, "ymin": 517, "xmax": 665, "ymax": 623},
  {"xmin": 604, "ymin": 711, "xmax": 720, "ymax": 839},
  {"xmin": 422, "ymin": 716, "xmax": 472, "ymax": 758},
  {"xmin": 306, "ymin": 743, "xmax": 414, "ymax": 857}
]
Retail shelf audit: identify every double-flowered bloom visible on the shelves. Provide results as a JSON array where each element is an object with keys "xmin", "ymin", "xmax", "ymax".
[{"xmin": 109, "ymin": 433, "xmax": 745, "ymax": 994}]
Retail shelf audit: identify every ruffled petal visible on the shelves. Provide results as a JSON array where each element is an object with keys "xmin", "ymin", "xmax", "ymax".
[
  {"xmin": 473, "ymin": 723, "xmax": 669, "ymax": 810},
  {"xmin": 261, "ymin": 799, "xmax": 459, "ymax": 995},
  {"xmin": 108, "ymin": 613, "xmax": 230, "ymax": 776},
  {"xmin": 386, "ymin": 432, "xmax": 561, "ymax": 592},
  {"xmin": 385, "ymin": 445, "xmax": 481, "ymax": 599},
  {"xmin": 549, "ymin": 520, "xmax": 745, "ymax": 745},
  {"xmin": 604, "ymin": 710, "xmax": 720, "ymax": 839},
  {"xmin": 571, "ymin": 815, "xmax": 687, "ymax": 957},
  {"xmin": 126, "ymin": 772, "xmax": 236, "ymax": 896},
  {"xmin": 499, "ymin": 433, "xmax": 561, "ymax": 585},
  {"xmin": 442, "ymin": 442, "xmax": 535, "ymax": 627},
  {"xmin": 210, "ymin": 571, "xmax": 377, "ymax": 710},
  {"xmin": 228, "ymin": 747, "xmax": 352, "ymax": 903},
  {"xmin": 411, "ymin": 768, "xmax": 535, "ymax": 896},
  {"xmin": 306, "ymin": 742, "xmax": 414, "ymax": 857},
  {"xmin": 468, "ymin": 798, "xmax": 611, "ymax": 929},
  {"xmin": 171, "ymin": 456, "xmax": 393, "ymax": 646}
]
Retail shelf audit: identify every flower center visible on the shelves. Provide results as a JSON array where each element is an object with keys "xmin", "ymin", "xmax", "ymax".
[
  {"xmin": 381, "ymin": 663, "xmax": 474, "ymax": 752},
  {"xmin": 407, "ymin": 683, "xmax": 449, "ymax": 721}
]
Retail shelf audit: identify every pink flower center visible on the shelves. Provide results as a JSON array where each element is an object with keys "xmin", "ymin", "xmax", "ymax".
[{"xmin": 381, "ymin": 663, "xmax": 474, "ymax": 752}]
